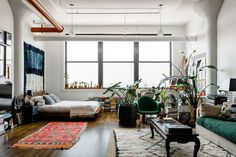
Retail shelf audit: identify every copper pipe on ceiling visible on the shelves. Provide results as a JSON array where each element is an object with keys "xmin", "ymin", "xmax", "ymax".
[{"xmin": 27, "ymin": 0, "xmax": 64, "ymax": 33}]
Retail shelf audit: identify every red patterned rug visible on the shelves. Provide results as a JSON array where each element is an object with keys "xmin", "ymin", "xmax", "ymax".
[{"xmin": 12, "ymin": 122, "xmax": 87, "ymax": 150}]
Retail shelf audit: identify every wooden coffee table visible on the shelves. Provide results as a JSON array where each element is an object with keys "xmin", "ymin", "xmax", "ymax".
[{"xmin": 146, "ymin": 115, "xmax": 200, "ymax": 157}]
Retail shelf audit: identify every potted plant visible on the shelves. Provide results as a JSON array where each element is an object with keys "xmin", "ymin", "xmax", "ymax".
[
  {"xmin": 159, "ymin": 64, "xmax": 218, "ymax": 123},
  {"xmin": 103, "ymin": 79, "xmax": 141, "ymax": 126}
]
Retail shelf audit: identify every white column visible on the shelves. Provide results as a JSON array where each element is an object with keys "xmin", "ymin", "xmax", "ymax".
[
  {"xmin": 9, "ymin": 0, "xmax": 31, "ymax": 96},
  {"xmin": 194, "ymin": 0, "xmax": 224, "ymax": 94}
]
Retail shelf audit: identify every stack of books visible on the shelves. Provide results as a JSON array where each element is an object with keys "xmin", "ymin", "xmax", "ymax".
[
  {"xmin": 165, "ymin": 124, "xmax": 192, "ymax": 134},
  {"xmin": 103, "ymin": 98, "xmax": 111, "ymax": 111},
  {"xmin": 109, "ymin": 97, "xmax": 117, "ymax": 111}
]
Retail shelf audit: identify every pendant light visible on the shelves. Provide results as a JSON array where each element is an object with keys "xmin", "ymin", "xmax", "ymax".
[{"xmin": 158, "ymin": 4, "xmax": 164, "ymax": 36}]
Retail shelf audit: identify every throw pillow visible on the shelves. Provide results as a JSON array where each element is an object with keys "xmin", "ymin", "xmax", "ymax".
[
  {"xmin": 30, "ymin": 96, "xmax": 45, "ymax": 106},
  {"xmin": 49, "ymin": 94, "xmax": 60, "ymax": 103},
  {"xmin": 200, "ymin": 103, "xmax": 222, "ymax": 118},
  {"xmin": 43, "ymin": 95, "xmax": 55, "ymax": 105}
]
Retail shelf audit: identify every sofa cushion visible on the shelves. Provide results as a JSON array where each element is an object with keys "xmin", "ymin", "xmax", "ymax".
[
  {"xmin": 200, "ymin": 103, "xmax": 222, "ymax": 118},
  {"xmin": 30, "ymin": 96, "xmax": 45, "ymax": 106},
  {"xmin": 196, "ymin": 117, "xmax": 236, "ymax": 144},
  {"xmin": 43, "ymin": 95, "xmax": 55, "ymax": 105},
  {"xmin": 49, "ymin": 94, "xmax": 60, "ymax": 103}
]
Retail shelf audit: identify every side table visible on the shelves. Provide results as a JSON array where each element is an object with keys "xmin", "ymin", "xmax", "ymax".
[{"xmin": 23, "ymin": 105, "xmax": 38, "ymax": 123}]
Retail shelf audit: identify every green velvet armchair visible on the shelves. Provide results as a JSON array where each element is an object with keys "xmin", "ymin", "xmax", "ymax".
[
  {"xmin": 137, "ymin": 96, "xmax": 161, "ymax": 115},
  {"xmin": 136, "ymin": 96, "xmax": 161, "ymax": 126}
]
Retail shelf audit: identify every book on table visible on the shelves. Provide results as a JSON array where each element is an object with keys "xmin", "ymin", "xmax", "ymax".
[
  {"xmin": 165, "ymin": 124, "xmax": 192, "ymax": 134},
  {"xmin": 156, "ymin": 117, "xmax": 175, "ymax": 123}
]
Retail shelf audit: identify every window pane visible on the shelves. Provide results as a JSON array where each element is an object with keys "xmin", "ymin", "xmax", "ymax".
[
  {"xmin": 103, "ymin": 63, "xmax": 134, "ymax": 87},
  {"xmin": 103, "ymin": 42, "xmax": 134, "ymax": 61},
  {"xmin": 0, "ymin": 46, "xmax": 3, "ymax": 75},
  {"xmin": 139, "ymin": 42, "xmax": 170, "ymax": 61},
  {"xmin": 67, "ymin": 63, "xmax": 98, "ymax": 86},
  {"xmin": 139, "ymin": 63, "xmax": 170, "ymax": 87},
  {"xmin": 67, "ymin": 41, "xmax": 98, "ymax": 61},
  {"xmin": 6, "ymin": 47, "xmax": 12, "ymax": 65}
]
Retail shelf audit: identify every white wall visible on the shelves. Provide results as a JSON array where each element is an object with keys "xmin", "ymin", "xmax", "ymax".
[
  {"xmin": 185, "ymin": 14, "xmax": 207, "ymax": 57},
  {"xmin": 185, "ymin": 0, "xmax": 224, "ymax": 94},
  {"xmin": 0, "ymin": 0, "xmax": 13, "ymax": 33},
  {"xmin": 0, "ymin": 0, "xmax": 14, "ymax": 84},
  {"xmin": 9, "ymin": 0, "xmax": 46, "ymax": 96},
  {"xmin": 217, "ymin": 0, "xmax": 236, "ymax": 87},
  {"xmin": 172, "ymin": 41, "xmax": 186, "ymax": 75},
  {"xmin": 186, "ymin": 0, "xmax": 236, "ymax": 91}
]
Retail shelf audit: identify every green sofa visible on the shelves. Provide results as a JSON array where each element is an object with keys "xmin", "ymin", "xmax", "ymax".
[{"xmin": 196, "ymin": 116, "xmax": 236, "ymax": 156}]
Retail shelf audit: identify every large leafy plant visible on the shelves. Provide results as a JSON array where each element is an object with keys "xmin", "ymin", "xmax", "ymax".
[
  {"xmin": 159, "ymin": 65, "xmax": 218, "ymax": 109},
  {"xmin": 103, "ymin": 79, "xmax": 141, "ymax": 105}
]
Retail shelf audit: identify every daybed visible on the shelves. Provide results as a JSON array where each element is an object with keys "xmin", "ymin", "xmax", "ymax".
[
  {"xmin": 196, "ymin": 104, "xmax": 236, "ymax": 156},
  {"xmin": 30, "ymin": 95, "xmax": 101, "ymax": 118},
  {"xmin": 38, "ymin": 100, "xmax": 101, "ymax": 118}
]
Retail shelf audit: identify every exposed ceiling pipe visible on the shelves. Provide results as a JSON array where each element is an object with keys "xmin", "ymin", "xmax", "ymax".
[{"xmin": 27, "ymin": 0, "xmax": 64, "ymax": 33}]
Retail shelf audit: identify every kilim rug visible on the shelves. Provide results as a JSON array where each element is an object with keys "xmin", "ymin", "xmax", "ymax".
[
  {"xmin": 12, "ymin": 122, "xmax": 87, "ymax": 150},
  {"xmin": 113, "ymin": 129, "xmax": 236, "ymax": 157}
]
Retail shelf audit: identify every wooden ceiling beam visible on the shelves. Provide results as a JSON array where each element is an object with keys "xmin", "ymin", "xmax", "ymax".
[{"xmin": 27, "ymin": 0, "xmax": 64, "ymax": 33}]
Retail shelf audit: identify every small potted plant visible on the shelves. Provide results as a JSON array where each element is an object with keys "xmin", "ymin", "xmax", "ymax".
[{"xmin": 103, "ymin": 79, "xmax": 141, "ymax": 126}]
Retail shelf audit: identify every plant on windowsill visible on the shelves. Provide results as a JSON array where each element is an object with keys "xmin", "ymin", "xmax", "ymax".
[{"xmin": 103, "ymin": 79, "xmax": 141, "ymax": 126}]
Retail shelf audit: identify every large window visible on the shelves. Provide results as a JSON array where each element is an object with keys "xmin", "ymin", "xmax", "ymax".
[
  {"xmin": 139, "ymin": 42, "xmax": 170, "ymax": 87},
  {"xmin": 65, "ymin": 41, "xmax": 171, "ymax": 88},
  {"xmin": 103, "ymin": 42, "xmax": 134, "ymax": 87},
  {"xmin": 66, "ymin": 41, "xmax": 98, "ymax": 87}
]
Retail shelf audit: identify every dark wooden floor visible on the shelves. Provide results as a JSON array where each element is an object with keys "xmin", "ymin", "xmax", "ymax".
[{"xmin": 0, "ymin": 110, "xmax": 124, "ymax": 157}]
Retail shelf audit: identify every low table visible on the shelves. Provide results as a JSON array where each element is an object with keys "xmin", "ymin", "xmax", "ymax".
[{"xmin": 146, "ymin": 115, "xmax": 200, "ymax": 157}]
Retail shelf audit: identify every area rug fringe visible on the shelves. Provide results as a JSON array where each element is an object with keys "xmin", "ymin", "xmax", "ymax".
[{"xmin": 12, "ymin": 122, "xmax": 87, "ymax": 150}]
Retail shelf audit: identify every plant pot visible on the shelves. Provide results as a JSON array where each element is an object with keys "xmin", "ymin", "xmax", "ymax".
[
  {"xmin": 118, "ymin": 104, "xmax": 137, "ymax": 127},
  {"xmin": 189, "ymin": 105, "xmax": 197, "ymax": 127}
]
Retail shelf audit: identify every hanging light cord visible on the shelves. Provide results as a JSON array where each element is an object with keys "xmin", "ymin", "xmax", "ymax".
[
  {"xmin": 123, "ymin": 14, "xmax": 127, "ymax": 36},
  {"xmin": 69, "ymin": 4, "xmax": 75, "ymax": 35},
  {"xmin": 158, "ymin": 4, "xmax": 164, "ymax": 36},
  {"xmin": 71, "ymin": 7, "xmax": 74, "ymax": 33},
  {"xmin": 159, "ymin": 4, "xmax": 162, "ymax": 32}
]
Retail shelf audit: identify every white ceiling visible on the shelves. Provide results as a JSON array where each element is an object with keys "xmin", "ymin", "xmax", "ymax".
[{"xmin": 34, "ymin": 0, "xmax": 199, "ymax": 26}]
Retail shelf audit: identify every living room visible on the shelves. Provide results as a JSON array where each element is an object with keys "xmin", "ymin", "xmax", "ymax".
[{"xmin": 0, "ymin": 0, "xmax": 235, "ymax": 157}]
